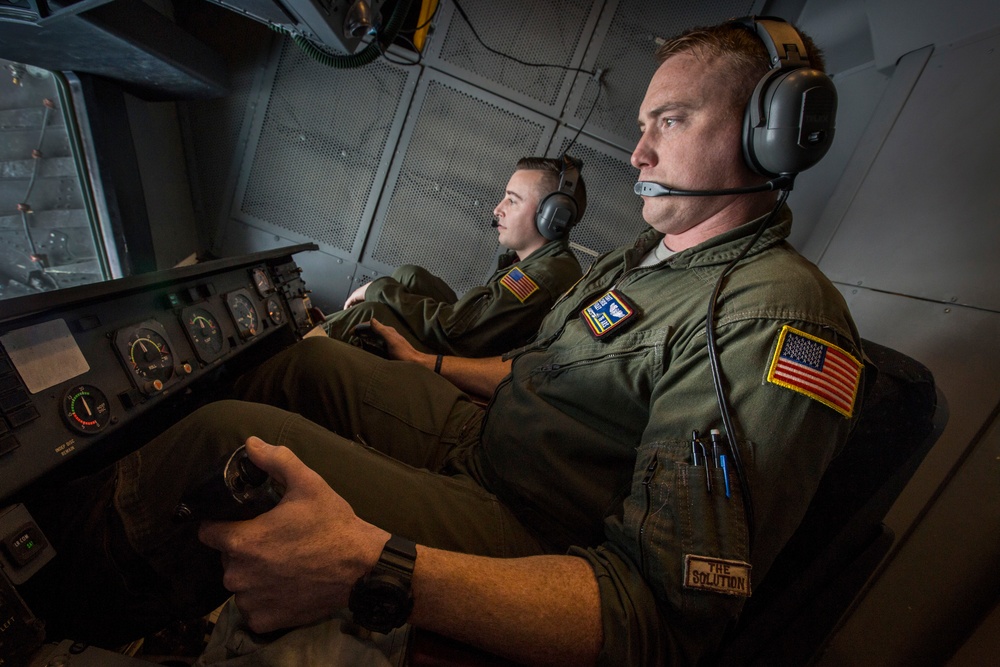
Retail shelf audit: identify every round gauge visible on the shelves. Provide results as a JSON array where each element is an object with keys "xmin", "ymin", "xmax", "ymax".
[
  {"xmin": 127, "ymin": 327, "xmax": 173, "ymax": 383},
  {"xmin": 266, "ymin": 297, "xmax": 284, "ymax": 325},
  {"xmin": 252, "ymin": 267, "xmax": 273, "ymax": 297},
  {"xmin": 182, "ymin": 306, "xmax": 224, "ymax": 362},
  {"xmin": 226, "ymin": 291, "xmax": 260, "ymax": 339},
  {"xmin": 63, "ymin": 384, "xmax": 111, "ymax": 435}
]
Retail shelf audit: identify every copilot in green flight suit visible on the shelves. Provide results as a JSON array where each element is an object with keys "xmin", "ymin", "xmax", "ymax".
[{"xmin": 323, "ymin": 239, "xmax": 581, "ymax": 357}]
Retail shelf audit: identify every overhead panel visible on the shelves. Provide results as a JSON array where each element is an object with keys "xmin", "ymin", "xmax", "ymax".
[{"xmin": 0, "ymin": 1, "xmax": 228, "ymax": 100}]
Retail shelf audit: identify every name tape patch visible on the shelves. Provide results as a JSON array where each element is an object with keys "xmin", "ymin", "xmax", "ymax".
[
  {"xmin": 579, "ymin": 289, "xmax": 639, "ymax": 340},
  {"xmin": 500, "ymin": 267, "xmax": 539, "ymax": 302},
  {"xmin": 766, "ymin": 325, "xmax": 861, "ymax": 418},
  {"xmin": 684, "ymin": 555, "xmax": 752, "ymax": 597}
]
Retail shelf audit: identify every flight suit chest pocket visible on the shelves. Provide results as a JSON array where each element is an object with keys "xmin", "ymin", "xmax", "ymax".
[{"xmin": 623, "ymin": 439, "xmax": 752, "ymax": 619}]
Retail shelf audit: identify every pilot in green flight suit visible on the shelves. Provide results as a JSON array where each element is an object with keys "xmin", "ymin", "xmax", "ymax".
[{"xmin": 227, "ymin": 208, "xmax": 864, "ymax": 663}]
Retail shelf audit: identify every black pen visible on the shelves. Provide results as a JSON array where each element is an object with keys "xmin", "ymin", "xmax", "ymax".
[
  {"xmin": 710, "ymin": 429, "xmax": 723, "ymax": 468},
  {"xmin": 691, "ymin": 430, "xmax": 700, "ymax": 466}
]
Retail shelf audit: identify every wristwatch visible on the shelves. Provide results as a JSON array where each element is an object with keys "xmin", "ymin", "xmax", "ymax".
[{"xmin": 348, "ymin": 535, "xmax": 417, "ymax": 633}]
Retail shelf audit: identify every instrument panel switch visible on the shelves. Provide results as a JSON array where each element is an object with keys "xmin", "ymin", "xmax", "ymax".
[{"xmin": 2, "ymin": 521, "xmax": 47, "ymax": 567}]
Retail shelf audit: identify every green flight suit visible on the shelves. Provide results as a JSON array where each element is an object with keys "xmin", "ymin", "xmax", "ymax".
[
  {"xmin": 474, "ymin": 207, "xmax": 864, "ymax": 664},
  {"xmin": 323, "ymin": 239, "xmax": 582, "ymax": 356}
]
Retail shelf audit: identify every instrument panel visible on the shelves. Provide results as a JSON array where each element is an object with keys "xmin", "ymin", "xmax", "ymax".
[{"xmin": 0, "ymin": 244, "xmax": 317, "ymax": 502}]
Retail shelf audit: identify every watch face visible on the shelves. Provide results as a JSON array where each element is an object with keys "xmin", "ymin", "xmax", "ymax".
[{"xmin": 349, "ymin": 574, "xmax": 413, "ymax": 634}]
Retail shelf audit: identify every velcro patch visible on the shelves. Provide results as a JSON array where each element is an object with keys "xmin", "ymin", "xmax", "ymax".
[
  {"xmin": 766, "ymin": 325, "xmax": 862, "ymax": 418},
  {"xmin": 684, "ymin": 555, "xmax": 752, "ymax": 597},
  {"xmin": 579, "ymin": 289, "xmax": 639, "ymax": 340},
  {"xmin": 500, "ymin": 267, "xmax": 539, "ymax": 302}
]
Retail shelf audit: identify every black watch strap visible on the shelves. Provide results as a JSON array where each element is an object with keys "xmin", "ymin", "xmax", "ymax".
[{"xmin": 376, "ymin": 535, "xmax": 417, "ymax": 578}]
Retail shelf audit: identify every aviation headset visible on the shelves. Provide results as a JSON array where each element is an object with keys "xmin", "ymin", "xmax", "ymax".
[
  {"xmin": 736, "ymin": 16, "xmax": 837, "ymax": 178},
  {"xmin": 534, "ymin": 155, "xmax": 583, "ymax": 241}
]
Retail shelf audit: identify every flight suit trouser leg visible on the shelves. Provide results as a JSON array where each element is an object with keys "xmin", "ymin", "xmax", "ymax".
[
  {"xmin": 323, "ymin": 302, "xmax": 436, "ymax": 354},
  {"xmin": 234, "ymin": 336, "xmax": 481, "ymax": 472},
  {"xmin": 29, "ymin": 396, "xmax": 543, "ymax": 646}
]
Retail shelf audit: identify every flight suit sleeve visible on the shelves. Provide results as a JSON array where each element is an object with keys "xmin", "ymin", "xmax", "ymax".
[
  {"xmin": 363, "ymin": 262, "xmax": 576, "ymax": 357},
  {"xmin": 571, "ymin": 315, "xmax": 863, "ymax": 665}
]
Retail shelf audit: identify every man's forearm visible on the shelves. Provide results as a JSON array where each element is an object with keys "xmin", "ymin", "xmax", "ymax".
[
  {"xmin": 410, "ymin": 548, "xmax": 603, "ymax": 666},
  {"xmin": 435, "ymin": 354, "xmax": 512, "ymax": 400},
  {"xmin": 370, "ymin": 319, "xmax": 511, "ymax": 398}
]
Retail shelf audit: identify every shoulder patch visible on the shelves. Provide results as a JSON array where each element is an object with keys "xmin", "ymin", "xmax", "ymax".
[
  {"xmin": 500, "ymin": 267, "xmax": 539, "ymax": 302},
  {"xmin": 766, "ymin": 325, "xmax": 862, "ymax": 418},
  {"xmin": 684, "ymin": 555, "xmax": 752, "ymax": 597}
]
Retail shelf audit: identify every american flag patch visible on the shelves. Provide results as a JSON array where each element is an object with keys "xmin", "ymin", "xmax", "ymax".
[
  {"xmin": 500, "ymin": 267, "xmax": 539, "ymax": 302},
  {"xmin": 766, "ymin": 325, "xmax": 861, "ymax": 418}
]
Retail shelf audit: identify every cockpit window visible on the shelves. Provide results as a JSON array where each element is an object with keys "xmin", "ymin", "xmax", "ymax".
[{"xmin": 1, "ymin": 58, "xmax": 109, "ymax": 302}]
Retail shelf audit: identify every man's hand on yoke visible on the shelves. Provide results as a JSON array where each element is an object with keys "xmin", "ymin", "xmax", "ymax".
[
  {"xmin": 198, "ymin": 436, "xmax": 388, "ymax": 634},
  {"xmin": 369, "ymin": 318, "xmax": 432, "ymax": 365}
]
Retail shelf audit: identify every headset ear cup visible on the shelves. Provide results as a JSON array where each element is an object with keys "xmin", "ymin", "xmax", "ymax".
[
  {"xmin": 535, "ymin": 193, "xmax": 578, "ymax": 241},
  {"xmin": 742, "ymin": 67, "xmax": 785, "ymax": 176},
  {"xmin": 743, "ymin": 67, "xmax": 837, "ymax": 177}
]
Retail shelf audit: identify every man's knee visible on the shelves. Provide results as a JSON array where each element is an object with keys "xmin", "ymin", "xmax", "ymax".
[
  {"xmin": 139, "ymin": 400, "xmax": 252, "ymax": 467},
  {"xmin": 182, "ymin": 400, "xmax": 254, "ymax": 441},
  {"xmin": 391, "ymin": 265, "xmax": 456, "ymax": 302},
  {"xmin": 248, "ymin": 337, "xmax": 378, "ymax": 394},
  {"xmin": 391, "ymin": 264, "xmax": 425, "ymax": 283},
  {"xmin": 325, "ymin": 302, "xmax": 396, "ymax": 339},
  {"xmin": 286, "ymin": 336, "xmax": 361, "ymax": 373}
]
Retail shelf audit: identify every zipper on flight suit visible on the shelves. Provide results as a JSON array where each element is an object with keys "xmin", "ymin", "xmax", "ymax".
[
  {"xmin": 538, "ymin": 347, "xmax": 652, "ymax": 374},
  {"xmin": 637, "ymin": 452, "xmax": 659, "ymax": 574}
]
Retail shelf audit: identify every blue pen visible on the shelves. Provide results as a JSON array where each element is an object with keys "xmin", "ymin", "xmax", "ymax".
[{"xmin": 720, "ymin": 454, "xmax": 731, "ymax": 498}]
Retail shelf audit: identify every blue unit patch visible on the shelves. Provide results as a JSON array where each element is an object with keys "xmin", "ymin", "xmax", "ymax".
[{"xmin": 580, "ymin": 289, "xmax": 639, "ymax": 340}]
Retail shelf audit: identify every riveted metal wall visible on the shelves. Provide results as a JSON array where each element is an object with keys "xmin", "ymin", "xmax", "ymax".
[
  {"xmin": 231, "ymin": 37, "xmax": 417, "ymax": 257},
  {"xmin": 363, "ymin": 71, "xmax": 555, "ymax": 295},
  {"xmin": 424, "ymin": 0, "xmax": 604, "ymax": 116},
  {"xmin": 563, "ymin": 0, "xmax": 762, "ymax": 151},
  {"xmin": 550, "ymin": 129, "xmax": 647, "ymax": 268}
]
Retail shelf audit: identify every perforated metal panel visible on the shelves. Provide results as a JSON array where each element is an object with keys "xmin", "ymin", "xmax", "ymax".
[
  {"xmin": 425, "ymin": 0, "xmax": 603, "ymax": 115},
  {"xmin": 552, "ymin": 130, "xmax": 647, "ymax": 268},
  {"xmin": 235, "ymin": 38, "xmax": 415, "ymax": 254},
  {"xmin": 365, "ymin": 72, "xmax": 555, "ymax": 295},
  {"xmin": 565, "ymin": 0, "xmax": 761, "ymax": 151}
]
